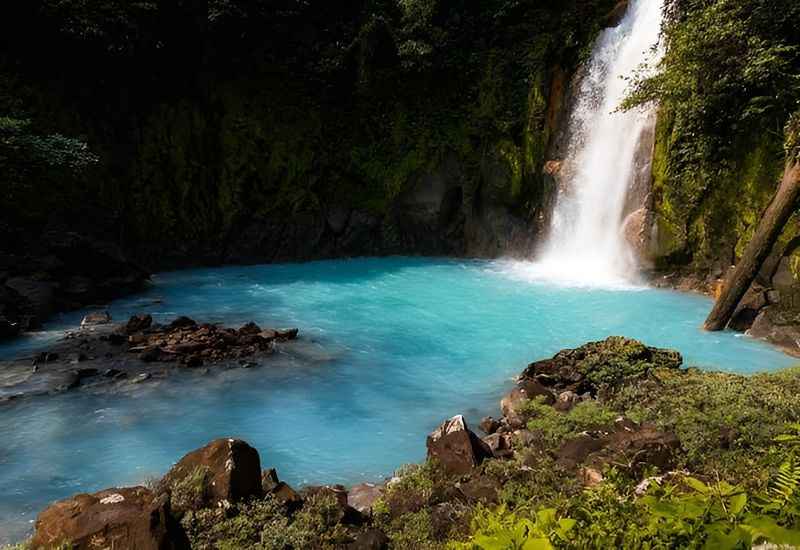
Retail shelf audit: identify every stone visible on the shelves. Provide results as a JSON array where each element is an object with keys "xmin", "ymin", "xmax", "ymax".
[
  {"xmin": 482, "ymin": 433, "xmax": 506, "ymax": 456},
  {"xmin": 160, "ymin": 438, "xmax": 262, "ymax": 517},
  {"xmin": 749, "ymin": 306, "xmax": 800, "ymax": 355},
  {"xmin": 80, "ymin": 311, "xmax": 112, "ymax": 328},
  {"xmin": 302, "ymin": 485, "xmax": 364, "ymax": 525},
  {"xmin": 139, "ymin": 345, "xmax": 162, "ymax": 363},
  {"xmin": 772, "ymin": 257, "xmax": 797, "ymax": 290},
  {"xmin": 543, "ymin": 160, "xmax": 563, "ymax": 176},
  {"xmin": 604, "ymin": 0, "xmax": 629, "ymax": 27},
  {"xmin": 238, "ymin": 322, "xmax": 262, "ymax": 335},
  {"xmin": 261, "ymin": 468, "xmax": 280, "ymax": 493},
  {"xmin": 479, "ymin": 416, "xmax": 500, "ymax": 434},
  {"xmin": 126, "ymin": 314, "xmax": 153, "ymax": 334},
  {"xmin": 276, "ymin": 328, "xmax": 299, "ymax": 341},
  {"xmin": 557, "ymin": 421, "xmax": 679, "ymax": 475},
  {"xmin": 271, "ymin": 482, "xmax": 303, "ymax": 511},
  {"xmin": 426, "ymin": 415, "xmax": 492, "ymax": 475},
  {"xmin": 556, "ymin": 432, "xmax": 610, "ymax": 469},
  {"xmin": 554, "ymin": 390, "xmax": 581, "ymax": 412},
  {"xmin": 501, "ymin": 380, "xmax": 553, "ymax": 429},
  {"xmin": 348, "ymin": 528, "xmax": 389, "ymax": 550},
  {"xmin": 348, "ymin": 483, "xmax": 384, "ymax": 514},
  {"xmin": 30, "ymin": 486, "xmax": 184, "ymax": 550},
  {"xmin": 168, "ymin": 316, "xmax": 197, "ymax": 330},
  {"xmin": 579, "ymin": 467, "xmax": 604, "ymax": 487},
  {"xmin": 458, "ymin": 476, "xmax": 500, "ymax": 503},
  {"xmin": 622, "ymin": 207, "xmax": 651, "ymax": 260},
  {"xmin": 5, "ymin": 277, "xmax": 57, "ymax": 318},
  {"xmin": 729, "ymin": 286, "xmax": 769, "ymax": 332},
  {"xmin": 521, "ymin": 337, "xmax": 683, "ymax": 396}
]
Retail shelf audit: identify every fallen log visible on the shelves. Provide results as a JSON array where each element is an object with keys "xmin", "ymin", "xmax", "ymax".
[{"xmin": 705, "ymin": 158, "xmax": 800, "ymax": 331}]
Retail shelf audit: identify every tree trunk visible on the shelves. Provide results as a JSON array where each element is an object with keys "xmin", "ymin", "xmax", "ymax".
[{"xmin": 705, "ymin": 159, "xmax": 800, "ymax": 331}]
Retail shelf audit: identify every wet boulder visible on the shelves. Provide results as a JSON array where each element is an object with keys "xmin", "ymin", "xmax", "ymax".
[
  {"xmin": 159, "ymin": 438, "xmax": 262, "ymax": 517},
  {"xmin": 126, "ymin": 314, "xmax": 153, "ymax": 334},
  {"xmin": 80, "ymin": 311, "xmax": 112, "ymax": 328},
  {"xmin": 31, "ymin": 486, "xmax": 184, "ymax": 550},
  {"xmin": 426, "ymin": 415, "xmax": 492, "ymax": 475}
]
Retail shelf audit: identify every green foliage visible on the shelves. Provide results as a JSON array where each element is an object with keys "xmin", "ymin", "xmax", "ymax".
[
  {"xmin": 608, "ymin": 367, "xmax": 800, "ymax": 479},
  {"xmin": 624, "ymin": 0, "xmax": 800, "ymax": 268},
  {"xmin": 787, "ymin": 109, "xmax": 800, "ymax": 162},
  {"xmin": 449, "ymin": 505, "xmax": 574, "ymax": 550},
  {"xmin": 183, "ymin": 493, "xmax": 352, "ymax": 550},
  {"xmin": 524, "ymin": 398, "xmax": 618, "ymax": 447}
]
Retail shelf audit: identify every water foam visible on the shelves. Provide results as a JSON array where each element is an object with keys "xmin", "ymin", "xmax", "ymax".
[{"xmin": 532, "ymin": 0, "xmax": 664, "ymax": 288}]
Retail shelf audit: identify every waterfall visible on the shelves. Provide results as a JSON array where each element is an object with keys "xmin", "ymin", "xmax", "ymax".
[{"xmin": 530, "ymin": 0, "xmax": 664, "ymax": 287}]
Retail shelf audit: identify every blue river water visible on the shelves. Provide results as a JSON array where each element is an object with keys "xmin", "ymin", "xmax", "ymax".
[{"xmin": 0, "ymin": 257, "xmax": 796, "ymax": 542}]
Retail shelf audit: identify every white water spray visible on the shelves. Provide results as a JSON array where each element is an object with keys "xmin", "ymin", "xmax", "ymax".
[{"xmin": 523, "ymin": 0, "xmax": 664, "ymax": 288}]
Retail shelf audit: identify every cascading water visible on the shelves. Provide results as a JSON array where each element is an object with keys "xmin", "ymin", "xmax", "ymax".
[{"xmin": 529, "ymin": 0, "xmax": 664, "ymax": 287}]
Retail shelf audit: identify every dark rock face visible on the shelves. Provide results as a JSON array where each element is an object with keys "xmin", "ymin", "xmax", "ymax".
[
  {"xmin": 0, "ymin": 232, "xmax": 149, "ymax": 340},
  {"xmin": 348, "ymin": 528, "xmax": 390, "ymax": 550},
  {"xmin": 749, "ymin": 305, "xmax": 800, "ymax": 355},
  {"xmin": 159, "ymin": 438, "xmax": 263, "ymax": 517},
  {"xmin": 31, "ymin": 486, "xmax": 185, "ymax": 550},
  {"xmin": 729, "ymin": 286, "xmax": 770, "ymax": 332},
  {"xmin": 521, "ymin": 336, "xmax": 683, "ymax": 396},
  {"xmin": 426, "ymin": 415, "xmax": 492, "ymax": 475},
  {"xmin": 479, "ymin": 416, "xmax": 500, "ymax": 435},
  {"xmin": 557, "ymin": 420, "xmax": 680, "ymax": 475}
]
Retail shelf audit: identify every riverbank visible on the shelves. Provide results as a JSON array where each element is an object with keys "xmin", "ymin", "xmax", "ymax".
[{"xmin": 11, "ymin": 336, "xmax": 800, "ymax": 549}]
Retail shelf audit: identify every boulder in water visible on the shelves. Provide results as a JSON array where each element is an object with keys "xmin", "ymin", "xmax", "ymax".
[
  {"xmin": 125, "ymin": 313, "xmax": 153, "ymax": 334},
  {"xmin": 81, "ymin": 311, "xmax": 112, "ymax": 328}
]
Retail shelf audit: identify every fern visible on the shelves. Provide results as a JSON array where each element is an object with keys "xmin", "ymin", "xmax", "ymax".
[{"xmin": 771, "ymin": 457, "xmax": 800, "ymax": 506}]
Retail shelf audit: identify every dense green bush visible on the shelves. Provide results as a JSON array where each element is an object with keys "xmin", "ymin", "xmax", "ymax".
[{"xmin": 623, "ymin": 0, "xmax": 800, "ymax": 268}]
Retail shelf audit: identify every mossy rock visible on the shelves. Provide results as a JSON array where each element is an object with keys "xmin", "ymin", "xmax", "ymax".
[{"xmin": 521, "ymin": 336, "xmax": 683, "ymax": 396}]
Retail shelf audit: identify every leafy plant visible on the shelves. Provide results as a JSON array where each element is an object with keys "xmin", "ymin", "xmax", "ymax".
[{"xmin": 449, "ymin": 505, "xmax": 574, "ymax": 550}]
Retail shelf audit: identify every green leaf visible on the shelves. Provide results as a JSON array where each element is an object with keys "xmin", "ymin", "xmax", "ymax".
[
  {"xmin": 729, "ymin": 493, "xmax": 747, "ymax": 515},
  {"xmin": 685, "ymin": 477, "xmax": 710, "ymax": 495},
  {"xmin": 744, "ymin": 516, "xmax": 800, "ymax": 546},
  {"xmin": 521, "ymin": 538, "xmax": 553, "ymax": 550}
]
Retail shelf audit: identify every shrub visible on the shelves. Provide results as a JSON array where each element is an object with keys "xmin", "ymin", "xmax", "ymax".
[{"xmin": 524, "ymin": 398, "xmax": 618, "ymax": 447}]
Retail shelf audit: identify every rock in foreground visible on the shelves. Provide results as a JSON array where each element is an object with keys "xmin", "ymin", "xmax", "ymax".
[
  {"xmin": 31, "ymin": 486, "xmax": 185, "ymax": 550},
  {"xmin": 426, "ymin": 415, "xmax": 492, "ymax": 475},
  {"xmin": 159, "ymin": 438, "xmax": 263, "ymax": 517}
]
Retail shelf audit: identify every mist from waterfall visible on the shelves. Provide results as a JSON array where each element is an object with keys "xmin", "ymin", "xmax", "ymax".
[{"xmin": 523, "ymin": 0, "xmax": 664, "ymax": 288}]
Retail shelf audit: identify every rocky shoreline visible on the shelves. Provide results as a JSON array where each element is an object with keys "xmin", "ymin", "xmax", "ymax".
[
  {"xmin": 0, "ymin": 314, "xmax": 299, "ymax": 404},
  {"xmin": 648, "ymin": 268, "xmax": 800, "ymax": 357},
  {"xmin": 21, "ymin": 336, "xmax": 687, "ymax": 549}
]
